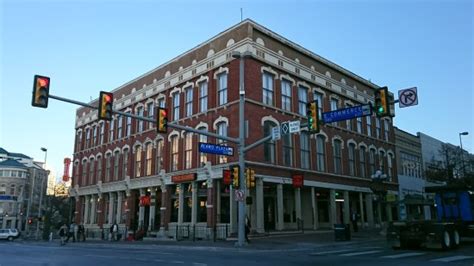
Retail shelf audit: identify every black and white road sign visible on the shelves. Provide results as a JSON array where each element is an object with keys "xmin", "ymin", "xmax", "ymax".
[
  {"xmin": 398, "ymin": 87, "xmax": 418, "ymax": 108},
  {"xmin": 281, "ymin": 122, "xmax": 290, "ymax": 135}
]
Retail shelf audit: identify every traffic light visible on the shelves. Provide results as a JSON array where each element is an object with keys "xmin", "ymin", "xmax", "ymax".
[
  {"xmin": 28, "ymin": 218, "xmax": 33, "ymax": 225},
  {"xmin": 246, "ymin": 168, "xmax": 256, "ymax": 189},
  {"xmin": 232, "ymin": 166, "xmax": 239, "ymax": 188},
  {"xmin": 306, "ymin": 101, "xmax": 320, "ymax": 133},
  {"xmin": 32, "ymin": 75, "xmax": 50, "ymax": 108},
  {"xmin": 374, "ymin": 87, "xmax": 390, "ymax": 117},
  {"xmin": 98, "ymin": 91, "xmax": 113, "ymax": 120},
  {"xmin": 157, "ymin": 107, "xmax": 168, "ymax": 133},
  {"xmin": 223, "ymin": 169, "xmax": 231, "ymax": 185}
]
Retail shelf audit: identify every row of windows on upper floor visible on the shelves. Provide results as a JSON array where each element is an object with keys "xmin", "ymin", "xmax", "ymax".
[
  {"xmin": 76, "ymin": 71, "xmax": 392, "ymax": 152},
  {"xmin": 0, "ymin": 170, "xmax": 28, "ymax": 178},
  {"xmin": 0, "ymin": 183, "xmax": 23, "ymax": 196},
  {"xmin": 74, "ymin": 121, "xmax": 395, "ymax": 187}
]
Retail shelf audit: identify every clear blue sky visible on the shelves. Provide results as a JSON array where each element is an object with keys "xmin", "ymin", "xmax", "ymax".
[{"xmin": 1, "ymin": 0, "xmax": 472, "ymax": 178}]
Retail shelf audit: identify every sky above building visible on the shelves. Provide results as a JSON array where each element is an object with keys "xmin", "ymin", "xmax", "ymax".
[{"xmin": 1, "ymin": 0, "xmax": 472, "ymax": 177}]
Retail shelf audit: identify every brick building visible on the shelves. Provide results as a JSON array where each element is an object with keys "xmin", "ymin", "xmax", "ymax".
[{"xmin": 71, "ymin": 20, "xmax": 398, "ymax": 239}]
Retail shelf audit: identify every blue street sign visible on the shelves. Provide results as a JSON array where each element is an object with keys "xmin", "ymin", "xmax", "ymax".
[
  {"xmin": 322, "ymin": 104, "xmax": 372, "ymax": 123},
  {"xmin": 198, "ymin": 142, "xmax": 234, "ymax": 156}
]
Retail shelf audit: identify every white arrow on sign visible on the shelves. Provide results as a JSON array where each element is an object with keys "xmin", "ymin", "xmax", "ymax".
[{"xmin": 398, "ymin": 87, "xmax": 418, "ymax": 108}]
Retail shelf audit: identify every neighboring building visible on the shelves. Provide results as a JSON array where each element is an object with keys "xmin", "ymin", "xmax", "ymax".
[
  {"xmin": 71, "ymin": 19, "xmax": 398, "ymax": 238},
  {"xmin": 0, "ymin": 148, "xmax": 48, "ymax": 232},
  {"xmin": 394, "ymin": 128, "xmax": 432, "ymax": 221}
]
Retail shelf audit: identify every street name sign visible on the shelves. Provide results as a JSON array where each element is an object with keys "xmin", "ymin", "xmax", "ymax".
[
  {"xmin": 322, "ymin": 104, "xmax": 372, "ymax": 123},
  {"xmin": 198, "ymin": 142, "xmax": 234, "ymax": 156},
  {"xmin": 289, "ymin": 120, "xmax": 301, "ymax": 133},
  {"xmin": 398, "ymin": 87, "xmax": 418, "ymax": 108}
]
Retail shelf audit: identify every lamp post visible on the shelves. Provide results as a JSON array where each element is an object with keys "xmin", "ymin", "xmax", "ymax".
[
  {"xmin": 232, "ymin": 50, "xmax": 252, "ymax": 247},
  {"xmin": 459, "ymin": 132, "xmax": 469, "ymax": 177},
  {"xmin": 36, "ymin": 147, "xmax": 47, "ymax": 240}
]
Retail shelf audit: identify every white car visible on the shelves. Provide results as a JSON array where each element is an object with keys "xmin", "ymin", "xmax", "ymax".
[{"xmin": 0, "ymin": 229, "xmax": 20, "ymax": 241}]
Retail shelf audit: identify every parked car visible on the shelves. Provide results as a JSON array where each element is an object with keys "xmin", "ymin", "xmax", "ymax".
[{"xmin": 0, "ymin": 229, "xmax": 20, "ymax": 241}]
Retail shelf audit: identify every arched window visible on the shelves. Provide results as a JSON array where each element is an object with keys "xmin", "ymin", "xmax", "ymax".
[
  {"xmin": 82, "ymin": 161, "xmax": 88, "ymax": 185},
  {"xmin": 96, "ymin": 156, "xmax": 102, "ymax": 183},
  {"xmin": 359, "ymin": 147, "xmax": 366, "ymax": 178},
  {"xmin": 348, "ymin": 143, "xmax": 356, "ymax": 176},
  {"xmin": 89, "ymin": 158, "xmax": 95, "ymax": 185},
  {"xmin": 333, "ymin": 140, "xmax": 342, "ymax": 174},
  {"xmin": 135, "ymin": 146, "xmax": 142, "ymax": 177},
  {"xmin": 145, "ymin": 143, "xmax": 153, "ymax": 176},
  {"xmin": 300, "ymin": 132, "xmax": 310, "ymax": 169},
  {"xmin": 105, "ymin": 155, "xmax": 112, "ymax": 182},
  {"xmin": 283, "ymin": 133, "xmax": 293, "ymax": 167},
  {"xmin": 316, "ymin": 135, "xmax": 326, "ymax": 172},
  {"xmin": 263, "ymin": 121, "xmax": 276, "ymax": 163},
  {"xmin": 136, "ymin": 106, "xmax": 144, "ymax": 133},
  {"xmin": 123, "ymin": 148, "xmax": 129, "ymax": 178},
  {"xmin": 379, "ymin": 151, "xmax": 386, "ymax": 174},
  {"xmin": 114, "ymin": 150, "xmax": 120, "ymax": 180},
  {"xmin": 198, "ymin": 127, "xmax": 208, "ymax": 166},
  {"xmin": 184, "ymin": 133, "xmax": 193, "ymax": 169},
  {"xmin": 155, "ymin": 140, "xmax": 163, "ymax": 174},
  {"xmin": 216, "ymin": 122, "xmax": 228, "ymax": 164},
  {"xmin": 369, "ymin": 149, "xmax": 376, "ymax": 176},
  {"xmin": 171, "ymin": 136, "xmax": 179, "ymax": 171}
]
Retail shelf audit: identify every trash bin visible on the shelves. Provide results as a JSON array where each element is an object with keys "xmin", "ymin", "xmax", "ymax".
[{"xmin": 334, "ymin": 224, "xmax": 351, "ymax": 241}]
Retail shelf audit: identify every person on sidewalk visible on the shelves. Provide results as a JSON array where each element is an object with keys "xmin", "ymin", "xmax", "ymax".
[
  {"xmin": 110, "ymin": 222, "xmax": 118, "ymax": 241},
  {"xmin": 58, "ymin": 224, "xmax": 68, "ymax": 246},
  {"xmin": 351, "ymin": 209, "xmax": 359, "ymax": 232},
  {"xmin": 245, "ymin": 216, "xmax": 251, "ymax": 243}
]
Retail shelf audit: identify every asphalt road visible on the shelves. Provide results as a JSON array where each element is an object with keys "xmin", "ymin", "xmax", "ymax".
[{"xmin": 1, "ymin": 235, "xmax": 473, "ymax": 266}]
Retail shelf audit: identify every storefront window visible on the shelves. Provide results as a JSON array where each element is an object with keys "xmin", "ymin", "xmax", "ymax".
[
  {"xmin": 220, "ymin": 181, "xmax": 230, "ymax": 223},
  {"xmin": 197, "ymin": 181, "xmax": 208, "ymax": 223}
]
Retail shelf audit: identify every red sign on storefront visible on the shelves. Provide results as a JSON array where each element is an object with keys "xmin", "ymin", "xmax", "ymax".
[
  {"xmin": 171, "ymin": 173, "xmax": 196, "ymax": 183},
  {"xmin": 292, "ymin": 174, "xmax": 304, "ymax": 188},
  {"xmin": 139, "ymin": 196, "xmax": 151, "ymax": 206}
]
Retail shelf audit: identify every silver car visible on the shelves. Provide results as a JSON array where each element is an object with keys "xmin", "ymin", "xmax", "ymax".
[{"xmin": 0, "ymin": 228, "xmax": 20, "ymax": 241}]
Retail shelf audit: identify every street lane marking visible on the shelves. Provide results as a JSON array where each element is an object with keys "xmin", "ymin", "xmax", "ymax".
[
  {"xmin": 380, "ymin": 252, "xmax": 425, "ymax": 259},
  {"xmin": 170, "ymin": 261, "xmax": 185, "ymax": 264},
  {"xmin": 340, "ymin": 250, "xmax": 383, "ymax": 256},
  {"xmin": 431, "ymin": 255, "xmax": 473, "ymax": 262},
  {"xmin": 311, "ymin": 249, "xmax": 357, "ymax": 255},
  {"xmin": 193, "ymin": 263, "xmax": 207, "ymax": 266}
]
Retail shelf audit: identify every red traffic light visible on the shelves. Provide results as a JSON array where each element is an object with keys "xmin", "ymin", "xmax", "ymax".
[
  {"xmin": 98, "ymin": 91, "xmax": 114, "ymax": 120},
  {"xmin": 32, "ymin": 75, "xmax": 50, "ymax": 108},
  {"xmin": 223, "ymin": 169, "xmax": 231, "ymax": 185}
]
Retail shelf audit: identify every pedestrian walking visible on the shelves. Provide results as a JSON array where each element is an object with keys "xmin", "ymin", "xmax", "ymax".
[
  {"xmin": 73, "ymin": 222, "xmax": 78, "ymax": 242},
  {"xmin": 58, "ymin": 224, "xmax": 67, "ymax": 246}
]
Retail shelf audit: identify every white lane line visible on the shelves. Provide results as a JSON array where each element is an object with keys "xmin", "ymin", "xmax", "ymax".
[
  {"xmin": 311, "ymin": 248, "xmax": 357, "ymax": 255},
  {"xmin": 380, "ymin": 252, "xmax": 425, "ymax": 259},
  {"xmin": 340, "ymin": 250, "xmax": 383, "ymax": 257},
  {"xmin": 431, "ymin": 255, "xmax": 473, "ymax": 262}
]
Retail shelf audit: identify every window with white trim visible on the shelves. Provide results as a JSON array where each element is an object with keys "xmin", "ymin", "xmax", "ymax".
[
  {"xmin": 147, "ymin": 102, "xmax": 154, "ymax": 130},
  {"xmin": 263, "ymin": 121, "xmax": 276, "ymax": 163},
  {"xmin": 123, "ymin": 148, "xmax": 129, "ymax": 179},
  {"xmin": 345, "ymin": 104, "xmax": 353, "ymax": 131},
  {"xmin": 366, "ymin": 116, "xmax": 372, "ymax": 137},
  {"xmin": 348, "ymin": 143, "xmax": 356, "ymax": 176},
  {"xmin": 185, "ymin": 133, "xmax": 193, "ymax": 169},
  {"xmin": 369, "ymin": 149, "xmax": 376, "ymax": 176},
  {"xmin": 113, "ymin": 150, "xmax": 120, "ymax": 181},
  {"xmin": 199, "ymin": 81, "xmax": 208, "ymax": 113},
  {"xmin": 300, "ymin": 132, "xmax": 310, "ymax": 169},
  {"xmin": 173, "ymin": 92, "xmax": 180, "ymax": 121},
  {"xmin": 126, "ymin": 114, "xmax": 132, "ymax": 137},
  {"xmin": 158, "ymin": 98, "xmax": 165, "ymax": 108},
  {"xmin": 145, "ymin": 143, "xmax": 153, "ymax": 176},
  {"xmin": 218, "ymin": 73, "xmax": 227, "ymax": 106},
  {"xmin": 82, "ymin": 161, "xmax": 87, "ymax": 184},
  {"xmin": 137, "ymin": 106, "xmax": 144, "ymax": 133},
  {"xmin": 262, "ymin": 72, "xmax": 274, "ymax": 106},
  {"xmin": 283, "ymin": 133, "xmax": 293, "ymax": 167},
  {"xmin": 171, "ymin": 136, "xmax": 179, "ymax": 171},
  {"xmin": 357, "ymin": 117, "xmax": 362, "ymax": 134},
  {"xmin": 85, "ymin": 128, "xmax": 90, "ymax": 149},
  {"xmin": 155, "ymin": 140, "xmax": 163, "ymax": 174},
  {"xmin": 313, "ymin": 92, "xmax": 323, "ymax": 118},
  {"xmin": 135, "ymin": 146, "xmax": 142, "ymax": 177},
  {"xmin": 298, "ymin": 85, "xmax": 308, "ymax": 116},
  {"xmin": 333, "ymin": 140, "xmax": 342, "ymax": 174},
  {"xmin": 359, "ymin": 147, "xmax": 366, "ymax": 178},
  {"xmin": 198, "ymin": 127, "xmax": 207, "ymax": 166},
  {"xmin": 316, "ymin": 135, "xmax": 326, "ymax": 172},
  {"xmin": 384, "ymin": 120, "xmax": 389, "ymax": 141},
  {"xmin": 217, "ymin": 122, "xmax": 228, "ymax": 164},
  {"xmin": 92, "ymin": 126, "xmax": 97, "ymax": 146},
  {"xmin": 117, "ymin": 115, "xmax": 123, "ymax": 138},
  {"xmin": 281, "ymin": 79, "xmax": 292, "ymax": 111},
  {"xmin": 96, "ymin": 156, "xmax": 102, "ymax": 183},
  {"xmin": 376, "ymin": 118, "xmax": 381, "ymax": 139},
  {"xmin": 185, "ymin": 86, "xmax": 193, "ymax": 117},
  {"xmin": 109, "ymin": 119, "xmax": 114, "ymax": 142},
  {"xmin": 100, "ymin": 123, "xmax": 105, "ymax": 144},
  {"xmin": 89, "ymin": 158, "xmax": 95, "ymax": 185}
]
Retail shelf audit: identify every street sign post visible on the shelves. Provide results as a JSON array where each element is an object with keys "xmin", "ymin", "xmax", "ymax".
[
  {"xmin": 272, "ymin": 127, "xmax": 281, "ymax": 141},
  {"xmin": 398, "ymin": 87, "xmax": 418, "ymax": 108},
  {"xmin": 235, "ymin": 189, "xmax": 245, "ymax": 202},
  {"xmin": 322, "ymin": 104, "xmax": 372, "ymax": 123},
  {"xmin": 198, "ymin": 142, "xmax": 234, "ymax": 156}
]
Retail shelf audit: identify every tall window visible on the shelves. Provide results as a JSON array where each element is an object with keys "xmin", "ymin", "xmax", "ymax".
[
  {"xmin": 359, "ymin": 147, "xmax": 366, "ymax": 178},
  {"xmin": 145, "ymin": 143, "xmax": 153, "ymax": 176},
  {"xmin": 298, "ymin": 86, "xmax": 308, "ymax": 116},
  {"xmin": 96, "ymin": 156, "xmax": 102, "ymax": 183},
  {"xmin": 218, "ymin": 73, "xmax": 227, "ymax": 106},
  {"xmin": 135, "ymin": 146, "xmax": 142, "ymax": 177},
  {"xmin": 379, "ymin": 151, "xmax": 385, "ymax": 174},
  {"xmin": 109, "ymin": 119, "xmax": 114, "ymax": 142},
  {"xmin": 376, "ymin": 118, "xmax": 381, "ymax": 139},
  {"xmin": 333, "ymin": 140, "xmax": 342, "ymax": 174},
  {"xmin": 147, "ymin": 102, "xmax": 154, "ymax": 130},
  {"xmin": 82, "ymin": 161, "xmax": 88, "ymax": 184},
  {"xmin": 300, "ymin": 132, "xmax": 310, "ymax": 169},
  {"xmin": 281, "ymin": 79, "xmax": 292, "ymax": 111},
  {"xmin": 185, "ymin": 133, "xmax": 193, "ymax": 169},
  {"xmin": 384, "ymin": 120, "xmax": 389, "ymax": 141},
  {"xmin": 369, "ymin": 149, "xmax": 376, "ymax": 176},
  {"xmin": 316, "ymin": 135, "xmax": 326, "ymax": 172},
  {"xmin": 155, "ymin": 140, "xmax": 164, "ymax": 174},
  {"xmin": 100, "ymin": 123, "xmax": 105, "ymax": 144},
  {"xmin": 345, "ymin": 104, "xmax": 353, "ymax": 131},
  {"xmin": 158, "ymin": 98, "xmax": 165, "ymax": 108},
  {"xmin": 126, "ymin": 114, "xmax": 132, "ymax": 136},
  {"xmin": 77, "ymin": 131, "xmax": 82, "ymax": 151},
  {"xmin": 171, "ymin": 136, "xmax": 179, "ymax": 171},
  {"xmin": 366, "ymin": 116, "xmax": 372, "ymax": 137},
  {"xmin": 85, "ymin": 128, "xmax": 90, "ymax": 149},
  {"xmin": 92, "ymin": 126, "xmax": 97, "ymax": 146},
  {"xmin": 198, "ymin": 127, "xmax": 208, "ymax": 166},
  {"xmin": 357, "ymin": 117, "xmax": 362, "ymax": 134},
  {"xmin": 263, "ymin": 121, "xmax": 276, "ymax": 163},
  {"xmin": 106, "ymin": 155, "xmax": 111, "ymax": 182},
  {"xmin": 313, "ymin": 92, "xmax": 323, "ymax": 118},
  {"xmin": 199, "ymin": 81, "xmax": 208, "ymax": 113},
  {"xmin": 89, "ymin": 158, "xmax": 95, "ymax": 185},
  {"xmin": 113, "ymin": 151, "xmax": 120, "ymax": 181},
  {"xmin": 185, "ymin": 86, "xmax": 193, "ymax": 117},
  {"xmin": 173, "ymin": 92, "xmax": 180, "ymax": 121},
  {"xmin": 283, "ymin": 134, "xmax": 293, "ymax": 166},
  {"xmin": 137, "ymin": 107, "xmax": 144, "ymax": 133},
  {"xmin": 217, "ymin": 122, "xmax": 228, "ymax": 164},
  {"xmin": 348, "ymin": 143, "xmax": 356, "ymax": 176},
  {"xmin": 387, "ymin": 154, "xmax": 393, "ymax": 179},
  {"xmin": 122, "ymin": 148, "xmax": 129, "ymax": 179},
  {"xmin": 262, "ymin": 72, "xmax": 274, "ymax": 106},
  {"xmin": 117, "ymin": 115, "xmax": 123, "ymax": 139},
  {"xmin": 330, "ymin": 98, "xmax": 339, "ymax": 126}
]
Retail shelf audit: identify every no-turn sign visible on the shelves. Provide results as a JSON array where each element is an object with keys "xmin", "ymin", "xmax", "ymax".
[{"xmin": 398, "ymin": 87, "xmax": 418, "ymax": 108}]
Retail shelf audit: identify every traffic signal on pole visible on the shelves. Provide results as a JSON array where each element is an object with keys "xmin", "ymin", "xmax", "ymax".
[
  {"xmin": 98, "ymin": 91, "xmax": 113, "ymax": 120},
  {"xmin": 157, "ymin": 107, "xmax": 168, "ymax": 133},
  {"xmin": 223, "ymin": 169, "xmax": 231, "ymax": 185},
  {"xmin": 306, "ymin": 101, "xmax": 320, "ymax": 133},
  {"xmin": 374, "ymin": 87, "xmax": 390, "ymax": 117},
  {"xmin": 246, "ymin": 168, "xmax": 256, "ymax": 189},
  {"xmin": 28, "ymin": 218, "xmax": 33, "ymax": 225},
  {"xmin": 32, "ymin": 75, "xmax": 50, "ymax": 108},
  {"xmin": 232, "ymin": 166, "xmax": 239, "ymax": 188}
]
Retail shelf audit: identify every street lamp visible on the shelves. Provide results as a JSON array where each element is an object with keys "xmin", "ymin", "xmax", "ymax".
[
  {"xmin": 231, "ymin": 50, "xmax": 252, "ymax": 247},
  {"xmin": 459, "ymin": 132, "xmax": 469, "ymax": 177},
  {"xmin": 36, "ymin": 147, "xmax": 48, "ymax": 240}
]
